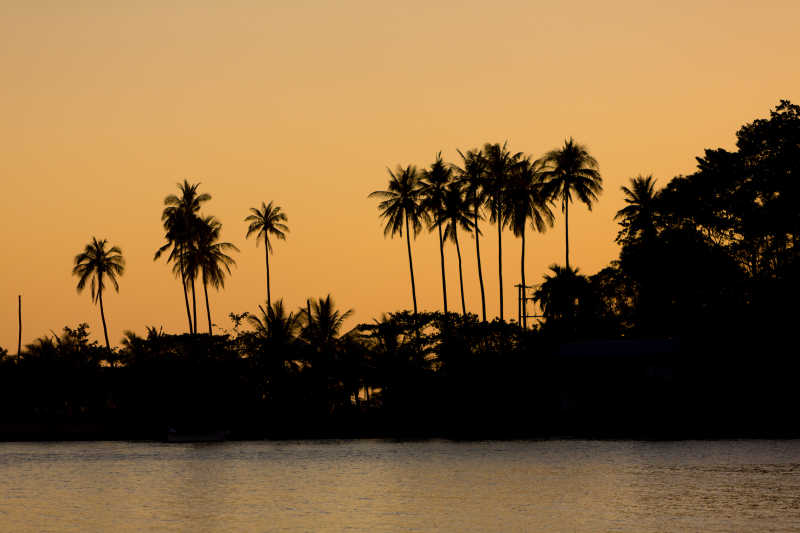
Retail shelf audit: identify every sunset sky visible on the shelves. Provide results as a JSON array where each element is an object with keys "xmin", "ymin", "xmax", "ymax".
[{"xmin": 1, "ymin": 1, "xmax": 798, "ymax": 350}]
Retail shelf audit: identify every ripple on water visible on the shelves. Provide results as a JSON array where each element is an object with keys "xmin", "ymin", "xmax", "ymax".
[{"xmin": 1, "ymin": 439, "xmax": 799, "ymax": 532}]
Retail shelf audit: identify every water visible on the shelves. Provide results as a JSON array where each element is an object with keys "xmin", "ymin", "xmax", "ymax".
[{"xmin": 1, "ymin": 439, "xmax": 799, "ymax": 532}]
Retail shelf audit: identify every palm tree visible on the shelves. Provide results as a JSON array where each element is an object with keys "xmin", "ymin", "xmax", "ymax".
[
  {"xmin": 454, "ymin": 148, "xmax": 488, "ymax": 321},
  {"xmin": 300, "ymin": 294, "xmax": 354, "ymax": 352},
  {"xmin": 72, "ymin": 237, "xmax": 125, "ymax": 352},
  {"xmin": 155, "ymin": 180, "xmax": 210, "ymax": 333},
  {"xmin": 505, "ymin": 157, "xmax": 554, "ymax": 328},
  {"xmin": 533, "ymin": 264, "xmax": 588, "ymax": 323},
  {"xmin": 194, "ymin": 216, "xmax": 238, "ymax": 335},
  {"xmin": 256, "ymin": 299, "xmax": 299, "ymax": 349},
  {"xmin": 483, "ymin": 142, "xmax": 523, "ymax": 321},
  {"xmin": 369, "ymin": 165, "xmax": 428, "ymax": 315},
  {"xmin": 614, "ymin": 175, "xmax": 658, "ymax": 245},
  {"xmin": 419, "ymin": 153, "xmax": 453, "ymax": 314},
  {"xmin": 540, "ymin": 138, "xmax": 603, "ymax": 270},
  {"xmin": 438, "ymin": 180, "xmax": 475, "ymax": 316},
  {"xmin": 245, "ymin": 201, "xmax": 289, "ymax": 309},
  {"xmin": 248, "ymin": 299, "xmax": 301, "ymax": 346}
]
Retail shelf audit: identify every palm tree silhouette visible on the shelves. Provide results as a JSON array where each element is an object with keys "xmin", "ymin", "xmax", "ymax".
[
  {"xmin": 483, "ymin": 142, "xmax": 523, "ymax": 321},
  {"xmin": 615, "ymin": 175, "xmax": 658, "ymax": 245},
  {"xmin": 300, "ymin": 294, "xmax": 353, "ymax": 348},
  {"xmin": 248, "ymin": 299, "xmax": 301, "ymax": 346},
  {"xmin": 193, "ymin": 216, "xmax": 238, "ymax": 335},
  {"xmin": 454, "ymin": 148, "xmax": 488, "ymax": 321},
  {"xmin": 72, "ymin": 237, "xmax": 125, "ymax": 352},
  {"xmin": 420, "ymin": 153, "xmax": 453, "ymax": 314},
  {"xmin": 369, "ymin": 165, "xmax": 428, "ymax": 315},
  {"xmin": 540, "ymin": 138, "xmax": 603, "ymax": 270},
  {"xmin": 505, "ymin": 157, "xmax": 554, "ymax": 328},
  {"xmin": 438, "ymin": 180, "xmax": 475, "ymax": 316},
  {"xmin": 245, "ymin": 201, "xmax": 289, "ymax": 309},
  {"xmin": 533, "ymin": 264, "xmax": 587, "ymax": 323},
  {"xmin": 155, "ymin": 180, "xmax": 210, "ymax": 334}
]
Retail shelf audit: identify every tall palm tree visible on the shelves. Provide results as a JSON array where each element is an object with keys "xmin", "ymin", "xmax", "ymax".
[
  {"xmin": 155, "ymin": 180, "xmax": 210, "ymax": 333},
  {"xmin": 245, "ymin": 201, "xmax": 289, "ymax": 309},
  {"xmin": 540, "ymin": 138, "xmax": 603, "ymax": 270},
  {"xmin": 483, "ymin": 142, "xmax": 523, "ymax": 321},
  {"xmin": 614, "ymin": 175, "xmax": 658, "ymax": 245},
  {"xmin": 72, "ymin": 237, "xmax": 125, "ymax": 352},
  {"xmin": 369, "ymin": 165, "xmax": 428, "ymax": 315},
  {"xmin": 193, "ymin": 216, "xmax": 238, "ymax": 335},
  {"xmin": 506, "ymin": 157, "xmax": 554, "ymax": 328},
  {"xmin": 454, "ymin": 148, "xmax": 488, "ymax": 321},
  {"xmin": 438, "ymin": 180, "xmax": 475, "ymax": 316},
  {"xmin": 419, "ymin": 153, "xmax": 453, "ymax": 314}
]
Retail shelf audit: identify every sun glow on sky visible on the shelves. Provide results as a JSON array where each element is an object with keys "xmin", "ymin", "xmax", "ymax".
[{"xmin": 1, "ymin": 1, "xmax": 798, "ymax": 349}]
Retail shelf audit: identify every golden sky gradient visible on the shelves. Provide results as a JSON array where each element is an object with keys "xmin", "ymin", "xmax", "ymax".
[{"xmin": 2, "ymin": 1, "xmax": 798, "ymax": 349}]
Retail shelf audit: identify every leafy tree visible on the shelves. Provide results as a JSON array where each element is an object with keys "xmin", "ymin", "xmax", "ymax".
[
  {"xmin": 72, "ymin": 237, "xmax": 125, "ymax": 353},
  {"xmin": 454, "ymin": 148, "xmax": 488, "ymax": 321},
  {"xmin": 660, "ymin": 100, "xmax": 800, "ymax": 279},
  {"xmin": 540, "ymin": 138, "xmax": 603, "ymax": 270},
  {"xmin": 369, "ymin": 165, "xmax": 429, "ymax": 314},
  {"xmin": 245, "ymin": 201, "xmax": 289, "ymax": 308}
]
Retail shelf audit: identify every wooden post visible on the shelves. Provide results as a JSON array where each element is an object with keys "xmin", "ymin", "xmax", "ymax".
[{"xmin": 17, "ymin": 294, "xmax": 22, "ymax": 361}]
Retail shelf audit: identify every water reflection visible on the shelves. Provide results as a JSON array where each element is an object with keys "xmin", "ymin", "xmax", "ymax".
[{"xmin": 0, "ymin": 440, "xmax": 798, "ymax": 532}]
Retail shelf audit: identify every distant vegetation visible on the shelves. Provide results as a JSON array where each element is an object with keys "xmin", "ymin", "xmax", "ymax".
[{"xmin": 1, "ymin": 100, "xmax": 798, "ymax": 439}]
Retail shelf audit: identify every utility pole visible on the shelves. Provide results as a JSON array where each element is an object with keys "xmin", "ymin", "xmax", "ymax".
[
  {"xmin": 515, "ymin": 283, "xmax": 541, "ymax": 329},
  {"xmin": 17, "ymin": 295, "xmax": 22, "ymax": 361}
]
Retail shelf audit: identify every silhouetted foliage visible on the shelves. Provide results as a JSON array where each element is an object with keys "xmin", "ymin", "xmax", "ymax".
[
  {"xmin": 245, "ymin": 201, "xmax": 288, "ymax": 308},
  {"xmin": 72, "ymin": 237, "xmax": 125, "ymax": 353},
  {"xmin": 155, "ymin": 180, "xmax": 211, "ymax": 334},
  {"xmin": 369, "ymin": 165, "xmax": 428, "ymax": 314},
  {"xmin": 540, "ymin": 138, "xmax": 603, "ymax": 270},
  {"xmin": 3, "ymin": 100, "xmax": 800, "ymax": 441}
]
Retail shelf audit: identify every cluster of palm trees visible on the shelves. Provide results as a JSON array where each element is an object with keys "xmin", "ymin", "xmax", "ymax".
[
  {"xmin": 370, "ymin": 138, "xmax": 602, "ymax": 327},
  {"xmin": 72, "ymin": 180, "xmax": 291, "ymax": 347}
]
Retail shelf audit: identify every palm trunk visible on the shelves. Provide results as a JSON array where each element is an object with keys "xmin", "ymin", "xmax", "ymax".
[
  {"xmin": 179, "ymin": 245, "xmax": 193, "ymax": 333},
  {"xmin": 564, "ymin": 198, "xmax": 570, "ymax": 271},
  {"xmin": 474, "ymin": 209, "xmax": 486, "ymax": 322},
  {"xmin": 98, "ymin": 288, "xmax": 111, "ymax": 354},
  {"xmin": 191, "ymin": 277, "xmax": 197, "ymax": 335},
  {"xmin": 497, "ymin": 206, "xmax": 503, "ymax": 321},
  {"xmin": 203, "ymin": 274, "xmax": 212, "ymax": 335},
  {"xmin": 265, "ymin": 234, "xmax": 271, "ymax": 308},
  {"xmin": 521, "ymin": 229, "xmax": 526, "ymax": 329},
  {"xmin": 404, "ymin": 213, "xmax": 418, "ymax": 314},
  {"xmin": 438, "ymin": 224, "xmax": 448, "ymax": 314},
  {"xmin": 455, "ymin": 229, "xmax": 466, "ymax": 317}
]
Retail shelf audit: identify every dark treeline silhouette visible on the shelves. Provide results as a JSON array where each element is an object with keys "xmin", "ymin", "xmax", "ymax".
[{"xmin": 1, "ymin": 100, "xmax": 799, "ymax": 440}]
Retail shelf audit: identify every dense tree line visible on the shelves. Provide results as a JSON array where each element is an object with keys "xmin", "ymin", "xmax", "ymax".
[{"xmin": 1, "ymin": 100, "xmax": 798, "ymax": 439}]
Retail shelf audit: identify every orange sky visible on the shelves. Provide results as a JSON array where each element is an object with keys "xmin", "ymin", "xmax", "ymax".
[{"xmin": 1, "ymin": 1, "xmax": 798, "ymax": 350}]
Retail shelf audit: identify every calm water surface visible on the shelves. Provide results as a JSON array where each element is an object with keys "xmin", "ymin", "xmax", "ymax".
[{"xmin": 1, "ymin": 439, "xmax": 799, "ymax": 532}]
